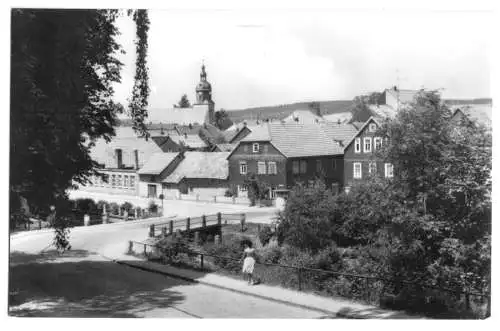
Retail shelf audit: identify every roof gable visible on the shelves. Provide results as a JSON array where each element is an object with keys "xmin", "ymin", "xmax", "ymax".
[
  {"xmin": 164, "ymin": 152, "xmax": 229, "ymax": 183},
  {"xmin": 137, "ymin": 152, "xmax": 181, "ymax": 175},
  {"xmin": 344, "ymin": 117, "xmax": 382, "ymax": 150}
]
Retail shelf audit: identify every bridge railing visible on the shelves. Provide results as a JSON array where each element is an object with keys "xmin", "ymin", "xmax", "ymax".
[{"xmin": 149, "ymin": 212, "xmax": 246, "ymax": 238}]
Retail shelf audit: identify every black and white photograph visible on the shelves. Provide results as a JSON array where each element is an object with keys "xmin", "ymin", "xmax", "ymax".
[{"xmin": 6, "ymin": 1, "xmax": 495, "ymax": 321}]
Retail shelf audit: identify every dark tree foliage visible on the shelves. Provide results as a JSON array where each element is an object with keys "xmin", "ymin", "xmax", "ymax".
[
  {"xmin": 127, "ymin": 9, "xmax": 150, "ymax": 139},
  {"xmin": 177, "ymin": 94, "xmax": 191, "ymax": 108},
  {"xmin": 278, "ymin": 91, "xmax": 491, "ymax": 310},
  {"xmin": 214, "ymin": 108, "xmax": 233, "ymax": 130},
  {"xmin": 10, "ymin": 9, "xmax": 150, "ymax": 250}
]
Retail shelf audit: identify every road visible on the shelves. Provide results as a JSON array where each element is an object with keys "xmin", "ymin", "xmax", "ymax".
[{"xmin": 9, "ymin": 203, "xmax": 325, "ymax": 318}]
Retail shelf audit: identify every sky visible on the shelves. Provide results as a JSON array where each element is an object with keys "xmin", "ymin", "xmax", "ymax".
[{"xmin": 112, "ymin": 9, "xmax": 493, "ymax": 110}]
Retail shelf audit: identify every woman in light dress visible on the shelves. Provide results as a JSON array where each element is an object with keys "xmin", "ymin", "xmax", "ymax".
[{"xmin": 241, "ymin": 241, "xmax": 257, "ymax": 285}]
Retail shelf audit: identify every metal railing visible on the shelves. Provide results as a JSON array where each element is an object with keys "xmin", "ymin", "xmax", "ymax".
[{"xmin": 128, "ymin": 239, "xmax": 491, "ymax": 317}]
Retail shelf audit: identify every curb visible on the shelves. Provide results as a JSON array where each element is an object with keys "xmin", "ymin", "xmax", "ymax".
[{"xmin": 112, "ymin": 258, "xmax": 365, "ymax": 319}]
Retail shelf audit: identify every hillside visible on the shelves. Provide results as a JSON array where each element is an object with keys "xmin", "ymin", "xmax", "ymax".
[{"xmin": 226, "ymin": 100, "xmax": 353, "ymax": 123}]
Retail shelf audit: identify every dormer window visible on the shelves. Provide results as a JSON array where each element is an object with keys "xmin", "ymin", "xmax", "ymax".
[
  {"xmin": 252, "ymin": 143, "xmax": 260, "ymax": 153},
  {"xmin": 369, "ymin": 123, "xmax": 377, "ymax": 132}
]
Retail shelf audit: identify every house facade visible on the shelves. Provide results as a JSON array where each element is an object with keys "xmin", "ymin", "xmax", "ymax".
[
  {"xmin": 343, "ymin": 117, "xmax": 393, "ymax": 189},
  {"xmin": 227, "ymin": 122, "xmax": 346, "ymax": 198}
]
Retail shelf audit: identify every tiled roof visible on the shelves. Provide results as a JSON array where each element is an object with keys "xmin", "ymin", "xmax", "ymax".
[
  {"xmin": 323, "ymin": 111, "xmax": 352, "ymax": 124},
  {"xmin": 368, "ymin": 104, "xmax": 398, "ymax": 119},
  {"xmin": 241, "ymin": 124, "xmax": 271, "ymax": 142},
  {"xmin": 282, "ymin": 110, "xmax": 325, "ymax": 124},
  {"xmin": 90, "ymin": 135, "xmax": 164, "ymax": 169},
  {"xmin": 351, "ymin": 121, "xmax": 365, "ymax": 130},
  {"xmin": 222, "ymin": 128, "xmax": 241, "ymax": 142},
  {"xmin": 320, "ymin": 122, "xmax": 359, "ymax": 146},
  {"xmin": 453, "ymin": 104, "xmax": 492, "ymax": 127},
  {"xmin": 240, "ymin": 122, "xmax": 344, "ymax": 157},
  {"xmin": 137, "ymin": 153, "xmax": 180, "ymax": 175},
  {"xmin": 215, "ymin": 143, "xmax": 237, "ymax": 152},
  {"xmin": 145, "ymin": 105, "xmax": 209, "ymax": 125},
  {"xmin": 170, "ymin": 134, "xmax": 207, "ymax": 148},
  {"xmin": 164, "ymin": 152, "xmax": 230, "ymax": 183}
]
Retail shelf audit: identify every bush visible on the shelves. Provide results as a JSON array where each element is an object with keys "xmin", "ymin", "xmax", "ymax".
[
  {"xmin": 75, "ymin": 198, "xmax": 97, "ymax": 214},
  {"xmin": 121, "ymin": 202, "xmax": 134, "ymax": 213},
  {"xmin": 96, "ymin": 200, "xmax": 109, "ymax": 213},
  {"xmin": 224, "ymin": 188, "xmax": 235, "ymax": 197},
  {"xmin": 148, "ymin": 200, "xmax": 159, "ymax": 213},
  {"xmin": 109, "ymin": 202, "xmax": 119, "ymax": 215},
  {"xmin": 258, "ymin": 225, "xmax": 274, "ymax": 246}
]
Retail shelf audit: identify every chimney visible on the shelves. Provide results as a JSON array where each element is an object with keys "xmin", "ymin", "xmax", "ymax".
[
  {"xmin": 134, "ymin": 149, "xmax": 139, "ymax": 170},
  {"xmin": 115, "ymin": 149, "xmax": 123, "ymax": 169}
]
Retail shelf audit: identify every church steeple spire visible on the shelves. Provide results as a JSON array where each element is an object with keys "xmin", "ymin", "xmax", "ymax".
[{"xmin": 200, "ymin": 61, "xmax": 207, "ymax": 81}]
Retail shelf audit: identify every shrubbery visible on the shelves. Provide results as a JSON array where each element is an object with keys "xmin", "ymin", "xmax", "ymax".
[{"xmin": 258, "ymin": 225, "xmax": 273, "ymax": 246}]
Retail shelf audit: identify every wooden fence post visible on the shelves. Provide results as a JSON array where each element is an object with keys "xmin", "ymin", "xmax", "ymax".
[
  {"xmin": 169, "ymin": 220, "xmax": 174, "ymax": 234},
  {"xmin": 214, "ymin": 196, "xmax": 217, "ymax": 203},
  {"xmin": 200, "ymin": 253, "xmax": 204, "ymax": 270},
  {"xmin": 240, "ymin": 213, "xmax": 246, "ymax": 232},
  {"xmin": 143, "ymin": 244, "xmax": 147, "ymax": 256},
  {"xmin": 217, "ymin": 212, "xmax": 222, "ymax": 226},
  {"xmin": 149, "ymin": 224, "xmax": 155, "ymax": 238},
  {"xmin": 128, "ymin": 241, "xmax": 133, "ymax": 254},
  {"xmin": 298, "ymin": 268, "xmax": 302, "ymax": 291},
  {"xmin": 202, "ymin": 215, "xmax": 206, "ymax": 228},
  {"xmin": 186, "ymin": 217, "xmax": 191, "ymax": 231}
]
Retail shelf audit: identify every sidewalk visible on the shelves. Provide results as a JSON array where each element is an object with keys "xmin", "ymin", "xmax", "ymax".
[{"xmin": 112, "ymin": 256, "xmax": 421, "ymax": 319}]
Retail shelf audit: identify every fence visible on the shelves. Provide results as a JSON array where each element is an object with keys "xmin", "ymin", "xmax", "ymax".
[
  {"xmin": 148, "ymin": 212, "xmax": 245, "ymax": 238},
  {"xmin": 128, "ymin": 240, "xmax": 491, "ymax": 318}
]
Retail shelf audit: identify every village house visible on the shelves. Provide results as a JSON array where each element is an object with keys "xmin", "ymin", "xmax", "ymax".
[
  {"xmin": 342, "ymin": 116, "xmax": 393, "ymax": 190},
  {"xmin": 137, "ymin": 151, "xmax": 229, "ymax": 199},
  {"xmin": 85, "ymin": 133, "xmax": 164, "ymax": 196},
  {"xmin": 226, "ymin": 122, "xmax": 346, "ymax": 198},
  {"xmin": 450, "ymin": 104, "xmax": 492, "ymax": 128}
]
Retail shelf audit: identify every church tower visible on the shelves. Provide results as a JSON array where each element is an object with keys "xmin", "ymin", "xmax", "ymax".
[{"xmin": 195, "ymin": 63, "xmax": 215, "ymax": 124}]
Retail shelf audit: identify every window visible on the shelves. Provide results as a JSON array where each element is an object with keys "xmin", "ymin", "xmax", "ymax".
[
  {"xmin": 239, "ymin": 184, "xmax": 248, "ymax": 192},
  {"xmin": 354, "ymin": 138, "xmax": 361, "ymax": 153},
  {"xmin": 130, "ymin": 176, "xmax": 136, "ymax": 188},
  {"xmin": 243, "ymin": 145, "xmax": 249, "ymax": 153},
  {"xmin": 385, "ymin": 163, "xmax": 394, "ymax": 178},
  {"xmin": 292, "ymin": 160, "xmax": 300, "ymax": 174},
  {"xmin": 124, "ymin": 175, "xmax": 129, "ymax": 188},
  {"xmin": 252, "ymin": 143, "xmax": 260, "ymax": 153},
  {"xmin": 369, "ymin": 123, "xmax": 377, "ymax": 132},
  {"xmin": 117, "ymin": 175, "xmax": 123, "ymax": 188},
  {"xmin": 369, "ymin": 162, "xmax": 377, "ymax": 175},
  {"xmin": 364, "ymin": 137, "xmax": 372, "ymax": 153},
  {"xmin": 353, "ymin": 162, "xmax": 362, "ymax": 179},
  {"xmin": 239, "ymin": 161, "xmax": 247, "ymax": 175},
  {"xmin": 257, "ymin": 161, "xmax": 267, "ymax": 174},
  {"xmin": 374, "ymin": 137, "xmax": 382, "ymax": 150},
  {"xmin": 332, "ymin": 159, "xmax": 337, "ymax": 170},
  {"xmin": 300, "ymin": 160, "xmax": 307, "ymax": 174},
  {"xmin": 268, "ymin": 162, "xmax": 277, "ymax": 175},
  {"xmin": 316, "ymin": 160, "xmax": 322, "ymax": 173},
  {"xmin": 111, "ymin": 175, "xmax": 116, "ymax": 188}
]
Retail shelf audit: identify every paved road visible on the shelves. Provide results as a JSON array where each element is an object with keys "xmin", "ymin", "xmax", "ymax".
[{"xmin": 9, "ymin": 205, "xmax": 325, "ymax": 318}]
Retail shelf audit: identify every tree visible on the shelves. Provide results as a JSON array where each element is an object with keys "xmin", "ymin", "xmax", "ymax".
[
  {"xmin": 350, "ymin": 92, "xmax": 383, "ymax": 122},
  {"xmin": 10, "ymin": 9, "xmax": 150, "ymax": 248},
  {"xmin": 177, "ymin": 94, "xmax": 191, "ymax": 108},
  {"xmin": 214, "ymin": 108, "xmax": 233, "ymax": 130},
  {"xmin": 243, "ymin": 173, "xmax": 269, "ymax": 206}
]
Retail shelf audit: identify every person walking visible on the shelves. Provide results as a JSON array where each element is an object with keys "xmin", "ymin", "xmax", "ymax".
[{"xmin": 241, "ymin": 241, "xmax": 257, "ymax": 285}]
